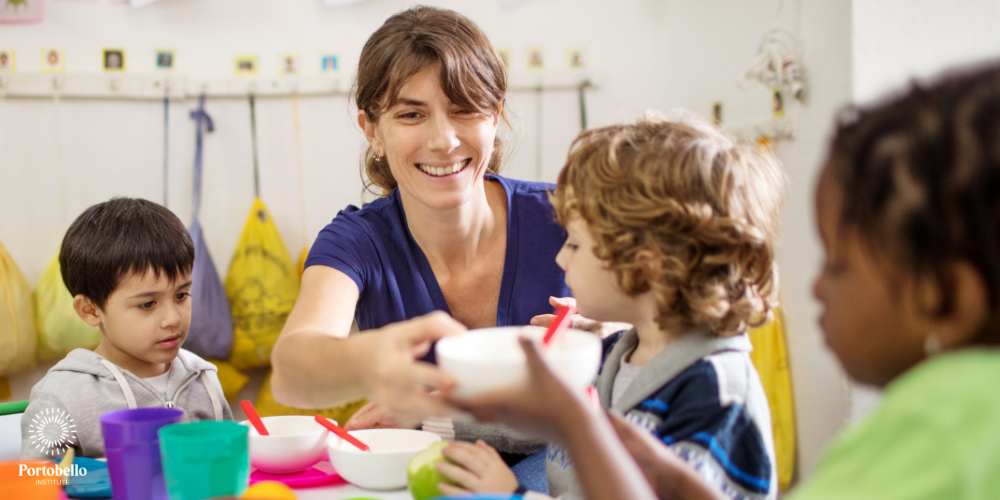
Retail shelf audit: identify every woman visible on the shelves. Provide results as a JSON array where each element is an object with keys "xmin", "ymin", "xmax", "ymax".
[{"xmin": 270, "ymin": 6, "xmax": 569, "ymax": 484}]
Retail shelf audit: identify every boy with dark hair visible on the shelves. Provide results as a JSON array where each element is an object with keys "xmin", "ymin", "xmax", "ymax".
[{"xmin": 22, "ymin": 197, "xmax": 232, "ymax": 459}]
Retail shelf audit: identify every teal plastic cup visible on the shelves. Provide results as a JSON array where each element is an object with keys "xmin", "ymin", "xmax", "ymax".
[{"xmin": 158, "ymin": 421, "xmax": 249, "ymax": 500}]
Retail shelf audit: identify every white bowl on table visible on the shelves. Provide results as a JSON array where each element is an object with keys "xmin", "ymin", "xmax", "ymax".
[
  {"xmin": 435, "ymin": 325, "xmax": 602, "ymax": 397},
  {"xmin": 327, "ymin": 429, "xmax": 441, "ymax": 490},
  {"xmin": 240, "ymin": 415, "xmax": 334, "ymax": 474}
]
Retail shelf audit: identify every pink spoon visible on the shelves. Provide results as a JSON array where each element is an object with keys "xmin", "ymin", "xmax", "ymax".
[
  {"xmin": 241, "ymin": 400, "xmax": 269, "ymax": 436},
  {"xmin": 314, "ymin": 415, "xmax": 370, "ymax": 452},
  {"xmin": 542, "ymin": 304, "xmax": 576, "ymax": 348}
]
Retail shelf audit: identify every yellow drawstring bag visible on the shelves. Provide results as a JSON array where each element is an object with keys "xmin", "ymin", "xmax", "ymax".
[
  {"xmin": 34, "ymin": 254, "xmax": 101, "ymax": 362},
  {"xmin": 748, "ymin": 309, "xmax": 797, "ymax": 491},
  {"xmin": 224, "ymin": 199, "xmax": 299, "ymax": 371},
  {"xmin": 0, "ymin": 241, "xmax": 36, "ymax": 375},
  {"xmin": 254, "ymin": 370, "xmax": 367, "ymax": 424},
  {"xmin": 208, "ymin": 358, "xmax": 250, "ymax": 403}
]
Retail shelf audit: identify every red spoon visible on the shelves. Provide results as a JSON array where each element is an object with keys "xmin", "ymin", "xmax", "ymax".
[
  {"xmin": 314, "ymin": 415, "xmax": 370, "ymax": 452},
  {"xmin": 241, "ymin": 400, "xmax": 269, "ymax": 436},
  {"xmin": 542, "ymin": 304, "xmax": 576, "ymax": 348}
]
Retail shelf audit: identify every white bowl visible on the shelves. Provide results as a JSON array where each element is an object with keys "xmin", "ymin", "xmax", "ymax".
[
  {"xmin": 436, "ymin": 326, "xmax": 602, "ymax": 397},
  {"xmin": 240, "ymin": 415, "xmax": 334, "ymax": 474},
  {"xmin": 327, "ymin": 429, "xmax": 441, "ymax": 490}
]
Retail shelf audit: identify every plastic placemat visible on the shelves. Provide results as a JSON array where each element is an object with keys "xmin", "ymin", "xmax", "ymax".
[
  {"xmin": 249, "ymin": 461, "xmax": 346, "ymax": 489},
  {"xmin": 55, "ymin": 456, "xmax": 111, "ymax": 499}
]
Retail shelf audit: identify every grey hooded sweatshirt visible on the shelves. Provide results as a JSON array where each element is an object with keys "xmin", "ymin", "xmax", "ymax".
[{"xmin": 21, "ymin": 348, "xmax": 232, "ymax": 459}]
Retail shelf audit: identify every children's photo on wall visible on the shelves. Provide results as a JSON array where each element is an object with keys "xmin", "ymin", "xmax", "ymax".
[
  {"xmin": 498, "ymin": 48, "xmax": 511, "ymax": 69},
  {"xmin": 321, "ymin": 55, "xmax": 338, "ymax": 72},
  {"xmin": 527, "ymin": 47, "xmax": 544, "ymax": 70},
  {"xmin": 103, "ymin": 49, "xmax": 125, "ymax": 71},
  {"xmin": 0, "ymin": 0, "xmax": 43, "ymax": 23},
  {"xmin": 156, "ymin": 50, "xmax": 174, "ymax": 70},
  {"xmin": 0, "ymin": 50, "xmax": 14, "ymax": 72},
  {"xmin": 279, "ymin": 53, "xmax": 299, "ymax": 75},
  {"xmin": 567, "ymin": 47, "xmax": 586, "ymax": 69},
  {"xmin": 41, "ymin": 47, "xmax": 64, "ymax": 73},
  {"xmin": 234, "ymin": 55, "xmax": 257, "ymax": 76}
]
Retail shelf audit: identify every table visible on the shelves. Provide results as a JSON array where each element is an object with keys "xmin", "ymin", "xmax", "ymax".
[
  {"xmin": 293, "ymin": 483, "xmax": 414, "ymax": 500},
  {"xmin": 253, "ymin": 461, "xmax": 414, "ymax": 500}
]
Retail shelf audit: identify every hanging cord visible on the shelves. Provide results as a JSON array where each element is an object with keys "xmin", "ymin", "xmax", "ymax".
[
  {"xmin": 535, "ymin": 84, "xmax": 543, "ymax": 182},
  {"xmin": 53, "ymin": 79, "xmax": 68, "ymax": 228},
  {"xmin": 0, "ymin": 79, "xmax": 5, "ymax": 187},
  {"xmin": 249, "ymin": 94, "xmax": 261, "ymax": 199},
  {"xmin": 163, "ymin": 96, "xmax": 169, "ymax": 207},
  {"xmin": 292, "ymin": 93, "xmax": 308, "ymax": 249},
  {"xmin": 577, "ymin": 79, "xmax": 590, "ymax": 132},
  {"xmin": 189, "ymin": 95, "xmax": 214, "ymax": 221}
]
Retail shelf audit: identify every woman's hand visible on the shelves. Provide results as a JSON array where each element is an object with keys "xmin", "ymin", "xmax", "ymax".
[
  {"xmin": 343, "ymin": 400, "xmax": 408, "ymax": 430},
  {"xmin": 530, "ymin": 297, "xmax": 633, "ymax": 338},
  {"xmin": 365, "ymin": 311, "xmax": 466, "ymax": 426},
  {"xmin": 435, "ymin": 440, "xmax": 519, "ymax": 495},
  {"xmin": 447, "ymin": 335, "xmax": 590, "ymax": 441}
]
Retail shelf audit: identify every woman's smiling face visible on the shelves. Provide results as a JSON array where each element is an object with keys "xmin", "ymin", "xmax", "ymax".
[{"xmin": 361, "ymin": 64, "xmax": 501, "ymax": 211}]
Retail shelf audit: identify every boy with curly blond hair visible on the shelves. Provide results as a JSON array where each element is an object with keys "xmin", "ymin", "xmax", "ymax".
[{"xmin": 437, "ymin": 116, "xmax": 783, "ymax": 500}]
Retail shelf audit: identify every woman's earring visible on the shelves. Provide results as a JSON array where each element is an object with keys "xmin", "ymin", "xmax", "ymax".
[{"xmin": 924, "ymin": 333, "xmax": 943, "ymax": 357}]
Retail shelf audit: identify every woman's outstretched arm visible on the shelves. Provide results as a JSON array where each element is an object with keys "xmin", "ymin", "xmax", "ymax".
[{"xmin": 271, "ymin": 265, "xmax": 465, "ymax": 425}]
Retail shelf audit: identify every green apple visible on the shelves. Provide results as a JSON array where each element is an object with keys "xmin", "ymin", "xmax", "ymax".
[{"xmin": 408, "ymin": 441, "xmax": 457, "ymax": 500}]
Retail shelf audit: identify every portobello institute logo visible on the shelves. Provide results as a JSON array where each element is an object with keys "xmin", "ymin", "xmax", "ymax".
[{"xmin": 28, "ymin": 408, "xmax": 77, "ymax": 457}]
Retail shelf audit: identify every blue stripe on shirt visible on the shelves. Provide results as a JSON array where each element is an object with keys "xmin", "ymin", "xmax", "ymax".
[
  {"xmin": 691, "ymin": 432, "xmax": 771, "ymax": 492},
  {"xmin": 639, "ymin": 398, "xmax": 669, "ymax": 412}
]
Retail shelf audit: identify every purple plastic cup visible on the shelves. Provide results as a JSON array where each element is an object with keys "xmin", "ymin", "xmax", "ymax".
[{"xmin": 100, "ymin": 408, "xmax": 184, "ymax": 500}]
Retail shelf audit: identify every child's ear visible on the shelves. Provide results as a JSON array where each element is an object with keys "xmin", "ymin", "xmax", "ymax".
[
  {"xmin": 72, "ymin": 295, "xmax": 103, "ymax": 327},
  {"xmin": 929, "ymin": 261, "xmax": 989, "ymax": 350}
]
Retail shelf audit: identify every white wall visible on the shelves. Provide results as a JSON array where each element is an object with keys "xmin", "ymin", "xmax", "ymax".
[
  {"xmin": 1, "ymin": 0, "xmax": 866, "ymax": 481},
  {"xmin": 853, "ymin": 0, "xmax": 1000, "ymax": 104},
  {"xmin": 774, "ymin": 0, "xmax": 855, "ymax": 477}
]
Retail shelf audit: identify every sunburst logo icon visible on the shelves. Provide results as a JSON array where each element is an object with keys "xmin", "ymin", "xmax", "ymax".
[{"xmin": 28, "ymin": 407, "xmax": 77, "ymax": 457}]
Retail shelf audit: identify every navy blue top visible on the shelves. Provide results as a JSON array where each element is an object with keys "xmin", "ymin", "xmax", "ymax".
[
  {"xmin": 600, "ymin": 333, "xmax": 773, "ymax": 498},
  {"xmin": 305, "ymin": 174, "xmax": 570, "ymax": 362}
]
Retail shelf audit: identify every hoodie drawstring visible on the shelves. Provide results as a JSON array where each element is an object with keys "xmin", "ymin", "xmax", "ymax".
[
  {"xmin": 100, "ymin": 360, "xmax": 138, "ymax": 410},
  {"xmin": 200, "ymin": 371, "xmax": 223, "ymax": 421},
  {"xmin": 102, "ymin": 359, "xmax": 222, "ymax": 421}
]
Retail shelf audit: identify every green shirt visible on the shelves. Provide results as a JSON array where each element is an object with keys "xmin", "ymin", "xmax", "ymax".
[{"xmin": 789, "ymin": 349, "xmax": 1000, "ymax": 500}]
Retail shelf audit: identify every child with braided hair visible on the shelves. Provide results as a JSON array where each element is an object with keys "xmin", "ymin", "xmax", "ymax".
[
  {"xmin": 456, "ymin": 61, "xmax": 1000, "ymax": 500},
  {"xmin": 436, "ymin": 115, "xmax": 784, "ymax": 500}
]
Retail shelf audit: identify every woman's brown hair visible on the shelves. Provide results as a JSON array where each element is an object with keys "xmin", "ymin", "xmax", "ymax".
[{"xmin": 354, "ymin": 6, "xmax": 508, "ymax": 197}]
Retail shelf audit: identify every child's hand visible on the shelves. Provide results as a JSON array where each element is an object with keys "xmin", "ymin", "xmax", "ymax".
[
  {"xmin": 435, "ymin": 440, "xmax": 519, "ymax": 495},
  {"xmin": 530, "ymin": 297, "xmax": 632, "ymax": 338},
  {"xmin": 343, "ymin": 400, "xmax": 407, "ymax": 430}
]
